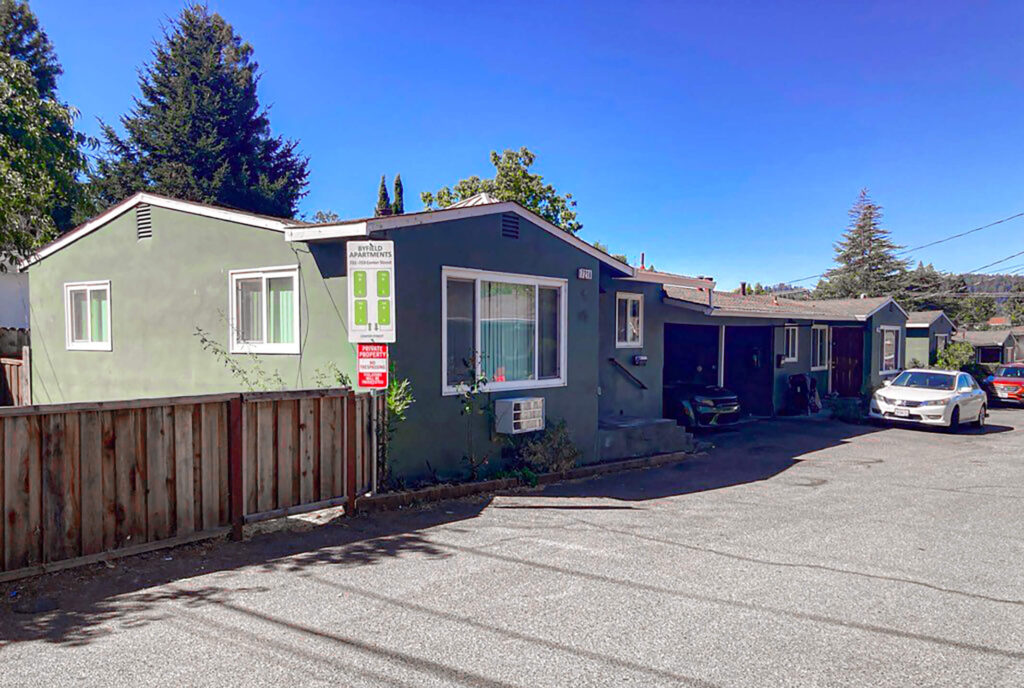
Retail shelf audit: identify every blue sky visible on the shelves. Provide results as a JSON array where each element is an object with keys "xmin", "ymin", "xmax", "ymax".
[{"xmin": 34, "ymin": 0, "xmax": 1024, "ymax": 288}]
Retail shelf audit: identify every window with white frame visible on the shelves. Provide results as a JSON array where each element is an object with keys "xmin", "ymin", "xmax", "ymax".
[
  {"xmin": 880, "ymin": 327, "xmax": 900, "ymax": 373},
  {"xmin": 442, "ymin": 267, "xmax": 566, "ymax": 393},
  {"xmin": 783, "ymin": 326, "xmax": 798, "ymax": 362},
  {"xmin": 65, "ymin": 281, "xmax": 111, "ymax": 351},
  {"xmin": 936, "ymin": 333, "xmax": 950, "ymax": 352},
  {"xmin": 615, "ymin": 292, "xmax": 643, "ymax": 348},
  {"xmin": 229, "ymin": 266, "xmax": 300, "ymax": 354},
  {"xmin": 811, "ymin": 325, "xmax": 829, "ymax": 371}
]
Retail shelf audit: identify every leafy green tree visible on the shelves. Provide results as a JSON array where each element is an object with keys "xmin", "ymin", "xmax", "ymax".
[
  {"xmin": 92, "ymin": 4, "xmax": 308, "ymax": 217},
  {"xmin": 592, "ymin": 240, "xmax": 628, "ymax": 264},
  {"xmin": 934, "ymin": 340, "xmax": 975, "ymax": 371},
  {"xmin": 0, "ymin": 51, "xmax": 88, "ymax": 268},
  {"xmin": 392, "ymin": 173, "xmax": 404, "ymax": 215},
  {"xmin": 814, "ymin": 190, "xmax": 909, "ymax": 298},
  {"xmin": 959, "ymin": 295, "xmax": 997, "ymax": 329},
  {"xmin": 1006, "ymin": 282, "xmax": 1024, "ymax": 326},
  {"xmin": 375, "ymin": 175, "xmax": 392, "ymax": 217},
  {"xmin": 0, "ymin": 0, "xmax": 60, "ymax": 97},
  {"xmin": 421, "ymin": 147, "xmax": 582, "ymax": 233}
]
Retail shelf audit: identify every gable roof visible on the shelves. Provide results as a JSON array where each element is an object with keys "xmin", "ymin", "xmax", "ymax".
[
  {"xmin": 283, "ymin": 193, "xmax": 634, "ymax": 274},
  {"xmin": 21, "ymin": 192, "xmax": 296, "ymax": 270},
  {"xmin": 906, "ymin": 310, "xmax": 955, "ymax": 330},
  {"xmin": 663, "ymin": 288, "xmax": 907, "ymax": 322},
  {"xmin": 956, "ymin": 329, "xmax": 1016, "ymax": 347}
]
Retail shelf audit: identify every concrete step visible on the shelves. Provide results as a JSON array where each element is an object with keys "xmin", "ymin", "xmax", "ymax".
[{"xmin": 597, "ymin": 416, "xmax": 694, "ymax": 461}]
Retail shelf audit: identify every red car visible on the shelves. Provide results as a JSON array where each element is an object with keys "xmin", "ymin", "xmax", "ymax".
[{"xmin": 985, "ymin": 364, "xmax": 1024, "ymax": 405}]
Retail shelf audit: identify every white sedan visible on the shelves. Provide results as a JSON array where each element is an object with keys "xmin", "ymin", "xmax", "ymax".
[{"xmin": 869, "ymin": 369, "xmax": 987, "ymax": 431}]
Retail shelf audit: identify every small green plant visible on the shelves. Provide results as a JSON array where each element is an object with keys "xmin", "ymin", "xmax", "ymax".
[
  {"xmin": 516, "ymin": 420, "xmax": 580, "ymax": 473},
  {"xmin": 194, "ymin": 326, "xmax": 285, "ymax": 391},
  {"xmin": 376, "ymin": 362, "xmax": 414, "ymax": 491},
  {"xmin": 934, "ymin": 340, "xmax": 975, "ymax": 371},
  {"xmin": 493, "ymin": 466, "xmax": 539, "ymax": 486},
  {"xmin": 455, "ymin": 353, "xmax": 495, "ymax": 481},
  {"xmin": 311, "ymin": 361, "xmax": 352, "ymax": 389}
]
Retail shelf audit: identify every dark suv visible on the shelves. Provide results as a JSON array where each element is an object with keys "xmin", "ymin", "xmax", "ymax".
[{"xmin": 664, "ymin": 382, "xmax": 742, "ymax": 429}]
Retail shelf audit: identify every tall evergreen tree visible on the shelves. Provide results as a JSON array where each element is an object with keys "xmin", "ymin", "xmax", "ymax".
[
  {"xmin": 392, "ymin": 174, "xmax": 404, "ymax": 215},
  {"xmin": 375, "ymin": 175, "xmax": 392, "ymax": 217},
  {"xmin": 92, "ymin": 4, "xmax": 308, "ymax": 217},
  {"xmin": 0, "ymin": 0, "xmax": 61, "ymax": 97},
  {"xmin": 815, "ymin": 189, "xmax": 909, "ymax": 298}
]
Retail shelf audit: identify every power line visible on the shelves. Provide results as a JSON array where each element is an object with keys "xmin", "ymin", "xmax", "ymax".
[
  {"xmin": 967, "ymin": 249, "xmax": 1024, "ymax": 274},
  {"xmin": 787, "ymin": 210, "xmax": 1024, "ymax": 284}
]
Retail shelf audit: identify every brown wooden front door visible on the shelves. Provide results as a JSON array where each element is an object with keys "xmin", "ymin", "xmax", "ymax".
[{"xmin": 831, "ymin": 327, "xmax": 864, "ymax": 397}]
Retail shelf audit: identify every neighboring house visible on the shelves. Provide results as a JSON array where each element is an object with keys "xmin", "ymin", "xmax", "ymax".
[
  {"xmin": 21, "ymin": 192, "xmax": 709, "ymax": 480},
  {"xmin": 955, "ymin": 330, "xmax": 1019, "ymax": 365},
  {"xmin": 0, "ymin": 271, "xmax": 29, "ymax": 328},
  {"xmin": 905, "ymin": 310, "xmax": 955, "ymax": 366},
  {"xmin": 603, "ymin": 283, "xmax": 908, "ymax": 415},
  {"xmin": 1014, "ymin": 327, "xmax": 1024, "ymax": 361},
  {"xmin": 988, "ymin": 316, "xmax": 1010, "ymax": 327}
]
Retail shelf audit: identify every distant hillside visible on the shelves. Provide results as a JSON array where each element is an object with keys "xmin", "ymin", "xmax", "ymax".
[{"xmin": 963, "ymin": 273, "xmax": 1024, "ymax": 312}]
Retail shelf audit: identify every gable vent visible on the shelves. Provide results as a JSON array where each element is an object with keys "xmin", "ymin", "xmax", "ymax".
[
  {"xmin": 136, "ymin": 204, "xmax": 153, "ymax": 240},
  {"xmin": 501, "ymin": 213, "xmax": 520, "ymax": 239}
]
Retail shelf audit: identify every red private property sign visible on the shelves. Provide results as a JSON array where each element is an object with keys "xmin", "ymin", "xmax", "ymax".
[{"xmin": 357, "ymin": 344, "xmax": 389, "ymax": 389}]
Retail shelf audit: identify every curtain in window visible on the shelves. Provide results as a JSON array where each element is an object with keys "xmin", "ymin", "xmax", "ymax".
[
  {"xmin": 70, "ymin": 290, "xmax": 88, "ymax": 341},
  {"xmin": 237, "ymin": 278, "xmax": 262, "ymax": 343},
  {"xmin": 883, "ymin": 331, "xmax": 897, "ymax": 369},
  {"xmin": 268, "ymin": 276, "xmax": 295, "ymax": 344},
  {"xmin": 90, "ymin": 289, "xmax": 109, "ymax": 342},
  {"xmin": 480, "ymin": 281, "xmax": 535, "ymax": 382}
]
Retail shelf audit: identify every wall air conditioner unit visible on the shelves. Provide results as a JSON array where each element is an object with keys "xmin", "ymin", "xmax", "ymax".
[{"xmin": 494, "ymin": 397, "xmax": 545, "ymax": 434}]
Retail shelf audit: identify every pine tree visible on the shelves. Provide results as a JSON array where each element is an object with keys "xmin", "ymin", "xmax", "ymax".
[
  {"xmin": 0, "ymin": 0, "xmax": 61, "ymax": 97},
  {"xmin": 815, "ymin": 189, "xmax": 909, "ymax": 298},
  {"xmin": 375, "ymin": 175, "xmax": 392, "ymax": 217},
  {"xmin": 392, "ymin": 174, "xmax": 404, "ymax": 215},
  {"xmin": 91, "ymin": 4, "xmax": 309, "ymax": 217}
]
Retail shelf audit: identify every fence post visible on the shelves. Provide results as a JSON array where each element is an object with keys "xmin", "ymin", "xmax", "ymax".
[
  {"xmin": 227, "ymin": 395, "xmax": 244, "ymax": 540},
  {"xmin": 345, "ymin": 390, "xmax": 357, "ymax": 515},
  {"xmin": 21, "ymin": 345, "xmax": 30, "ymax": 406}
]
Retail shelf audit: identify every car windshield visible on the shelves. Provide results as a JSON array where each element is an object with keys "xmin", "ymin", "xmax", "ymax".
[
  {"xmin": 995, "ymin": 367, "xmax": 1024, "ymax": 379},
  {"xmin": 889, "ymin": 371, "xmax": 955, "ymax": 391}
]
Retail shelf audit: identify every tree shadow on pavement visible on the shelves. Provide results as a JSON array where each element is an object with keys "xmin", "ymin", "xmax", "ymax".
[{"xmin": 0, "ymin": 498, "xmax": 491, "ymax": 648}]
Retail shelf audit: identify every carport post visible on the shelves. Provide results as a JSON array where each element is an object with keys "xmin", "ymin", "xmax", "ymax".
[{"xmin": 718, "ymin": 326, "xmax": 726, "ymax": 388}]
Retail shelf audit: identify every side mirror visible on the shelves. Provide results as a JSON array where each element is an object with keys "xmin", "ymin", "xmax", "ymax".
[
  {"xmin": 882, "ymin": 379, "xmax": 892, "ymax": 387},
  {"xmin": 958, "ymin": 386, "xmax": 972, "ymax": 394}
]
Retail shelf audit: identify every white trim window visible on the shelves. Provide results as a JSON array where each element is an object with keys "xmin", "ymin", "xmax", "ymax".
[
  {"xmin": 811, "ymin": 325, "xmax": 829, "ymax": 371},
  {"xmin": 615, "ymin": 292, "xmax": 643, "ymax": 348},
  {"xmin": 64, "ymin": 281, "xmax": 112, "ymax": 351},
  {"xmin": 935, "ymin": 333, "xmax": 950, "ymax": 352},
  {"xmin": 442, "ymin": 266, "xmax": 567, "ymax": 395},
  {"xmin": 229, "ymin": 265, "xmax": 300, "ymax": 354},
  {"xmin": 783, "ymin": 325, "xmax": 799, "ymax": 362},
  {"xmin": 880, "ymin": 326, "xmax": 901, "ymax": 374}
]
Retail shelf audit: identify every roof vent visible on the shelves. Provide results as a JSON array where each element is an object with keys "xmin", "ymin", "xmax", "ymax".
[
  {"xmin": 501, "ymin": 213, "xmax": 520, "ymax": 239},
  {"xmin": 136, "ymin": 204, "xmax": 153, "ymax": 240}
]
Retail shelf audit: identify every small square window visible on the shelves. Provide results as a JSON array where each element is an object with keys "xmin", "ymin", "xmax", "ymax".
[
  {"xmin": 229, "ymin": 266, "xmax": 300, "ymax": 354},
  {"xmin": 65, "ymin": 281, "xmax": 112, "ymax": 351}
]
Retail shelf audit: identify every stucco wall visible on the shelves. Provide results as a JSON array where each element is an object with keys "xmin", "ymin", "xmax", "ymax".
[
  {"xmin": 0, "ymin": 272, "xmax": 29, "ymax": 328},
  {"xmin": 366, "ymin": 214, "xmax": 604, "ymax": 480},
  {"xmin": 28, "ymin": 207, "xmax": 356, "ymax": 404}
]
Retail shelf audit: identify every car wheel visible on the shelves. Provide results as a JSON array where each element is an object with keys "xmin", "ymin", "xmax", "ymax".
[
  {"xmin": 947, "ymin": 406, "xmax": 960, "ymax": 433},
  {"xmin": 975, "ymin": 404, "xmax": 986, "ymax": 428}
]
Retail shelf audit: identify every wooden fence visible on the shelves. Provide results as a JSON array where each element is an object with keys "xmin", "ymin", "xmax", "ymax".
[
  {"xmin": 0, "ymin": 388, "xmax": 382, "ymax": 580},
  {"xmin": 1, "ymin": 347, "xmax": 30, "ymax": 407}
]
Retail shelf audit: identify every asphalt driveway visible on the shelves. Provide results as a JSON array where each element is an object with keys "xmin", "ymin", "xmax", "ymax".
[{"xmin": 1, "ymin": 409, "xmax": 1022, "ymax": 687}]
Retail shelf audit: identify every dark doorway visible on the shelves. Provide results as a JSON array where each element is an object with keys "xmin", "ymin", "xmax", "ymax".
[
  {"xmin": 724, "ymin": 326, "xmax": 774, "ymax": 416},
  {"xmin": 831, "ymin": 327, "xmax": 864, "ymax": 397},
  {"xmin": 663, "ymin": 324, "xmax": 719, "ymax": 388}
]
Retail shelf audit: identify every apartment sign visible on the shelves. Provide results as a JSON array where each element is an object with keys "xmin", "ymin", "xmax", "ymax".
[
  {"xmin": 347, "ymin": 240, "xmax": 396, "ymax": 343},
  {"xmin": 357, "ymin": 344, "xmax": 389, "ymax": 388}
]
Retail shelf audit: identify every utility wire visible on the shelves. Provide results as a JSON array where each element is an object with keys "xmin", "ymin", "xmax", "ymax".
[{"xmin": 787, "ymin": 210, "xmax": 1024, "ymax": 284}]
